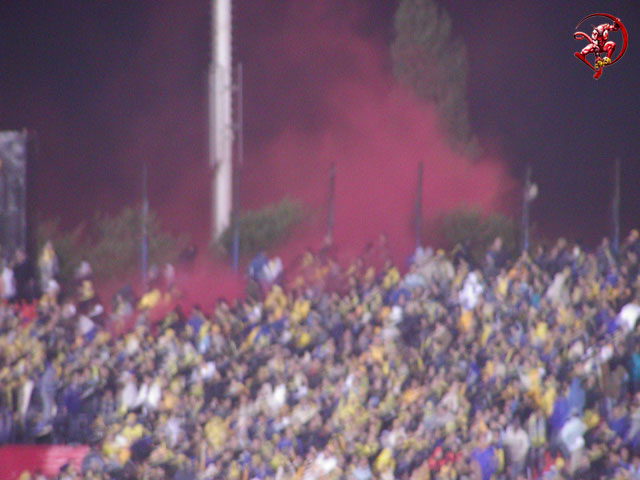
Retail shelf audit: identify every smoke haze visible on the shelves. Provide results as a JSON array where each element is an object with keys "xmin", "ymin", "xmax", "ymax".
[
  {"xmin": 1, "ymin": 1, "xmax": 519, "ymax": 303},
  {"xmin": 238, "ymin": 1, "xmax": 515, "ymax": 262}
]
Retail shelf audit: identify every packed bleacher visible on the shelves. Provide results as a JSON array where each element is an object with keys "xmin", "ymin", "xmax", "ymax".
[{"xmin": 4, "ymin": 230, "xmax": 640, "ymax": 479}]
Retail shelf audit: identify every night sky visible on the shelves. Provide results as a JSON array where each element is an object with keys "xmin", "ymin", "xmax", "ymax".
[{"xmin": 0, "ymin": 0, "xmax": 638, "ymax": 254}]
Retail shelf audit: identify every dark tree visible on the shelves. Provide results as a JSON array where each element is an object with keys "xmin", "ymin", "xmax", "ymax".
[{"xmin": 391, "ymin": 0, "xmax": 477, "ymax": 155}]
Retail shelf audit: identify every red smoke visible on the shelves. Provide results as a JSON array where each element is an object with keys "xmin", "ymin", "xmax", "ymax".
[
  {"xmin": 33, "ymin": 1, "xmax": 517, "ymax": 307},
  {"xmin": 31, "ymin": 0, "xmax": 515, "ymax": 262},
  {"xmin": 239, "ymin": 2, "xmax": 515, "ymax": 264}
]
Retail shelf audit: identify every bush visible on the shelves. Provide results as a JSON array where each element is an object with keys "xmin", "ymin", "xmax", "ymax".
[
  {"xmin": 440, "ymin": 208, "xmax": 519, "ymax": 265},
  {"xmin": 36, "ymin": 207, "xmax": 187, "ymax": 283},
  {"xmin": 215, "ymin": 197, "xmax": 304, "ymax": 258},
  {"xmin": 87, "ymin": 207, "xmax": 187, "ymax": 280}
]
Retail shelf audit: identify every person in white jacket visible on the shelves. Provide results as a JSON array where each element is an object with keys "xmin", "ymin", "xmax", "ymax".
[
  {"xmin": 459, "ymin": 271, "xmax": 484, "ymax": 310},
  {"xmin": 502, "ymin": 419, "xmax": 530, "ymax": 478},
  {"xmin": 1, "ymin": 260, "xmax": 15, "ymax": 300},
  {"xmin": 559, "ymin": 413, "xmax": 587, "ymax": 474},
  {"xmin": 119, "ymin": 371, "xmax": 138, "ymax": 412}
]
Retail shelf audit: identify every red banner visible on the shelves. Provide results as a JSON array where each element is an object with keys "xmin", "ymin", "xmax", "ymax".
[{"xmin": 0, "ymin": 445, "xmax": 89, "ymax": 480}]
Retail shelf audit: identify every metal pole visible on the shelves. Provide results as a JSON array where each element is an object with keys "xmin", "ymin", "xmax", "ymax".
[
  {"xmin": 613, "ymin": 158, "xmax": 620, "ymax": 256},
  {"xmin": 522, "ymin": 164, "xmax": 531, "ymax": 253},
  {"xmin": 210, "ymin": 0, "xmax": 233, "ymax": 241},
  {"xmin": 20, "ymin": 130, "xmax": 27, "ymax": 255},
  {"xmin": 142, "ymin": 163, "xmax": 148, "ymax": 289},
  {"xmin": 415, "ymin": 161, "xmax": 423, "ymax": 249},
  {"xmin": 232, "ymin": 63, "xmax": 243, "ymax": 273},
  {"xmin": 326, "ymin": 162, "xmax": 335, "ymax": 246}
]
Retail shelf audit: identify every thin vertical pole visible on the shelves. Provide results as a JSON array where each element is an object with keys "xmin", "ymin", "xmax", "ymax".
[
  {"xmin": 142, "ymin": 163, "xmax": 148, "ymax": 289},
  {"xmin": 522, "ymin": 164, "xmax": 531, "ymax": 253},
  {"xmin": 232, "ymin": 63, "xmax": 243, "ymax": 273},
  {"xmin": 415, "ymin": 161, "xmax": 423, "ymax": 249},
  {"xmin": 613, "ymin": 158, "xmax": 620, "ymax": 256},
  {"xmin": 327, "ymin": 162, "xmax": 335, "ymax": 246}
]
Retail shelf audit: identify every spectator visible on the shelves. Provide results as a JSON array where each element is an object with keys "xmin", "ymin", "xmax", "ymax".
[
  {"xmin": 4, "ymin": 230, "xmax": 640, "ymax": 478},
  {"xmin": 13, "ymin": 248, "xmax": 36, "ymax": 303},
  {"xmin": 37, "ymin": 240, "xmax": 59, "ymax": 294},
  {"xmin": 1, "ymin": 258, "xmax": 16, "ymax": 300}
]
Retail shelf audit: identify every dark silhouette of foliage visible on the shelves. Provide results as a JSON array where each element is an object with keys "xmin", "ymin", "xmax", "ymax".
[
  {"xmin": 215, "ymin": 198, "xmax": 304, "ymax": 258},
  {"xmin": 392, "ymin": 0, "xmax": 478, "ymax": 155},
  {"xmin": 36, "ymin": 207, "xmax": 187, "ymax": 282},
  {"xmin": 440, "ymin": 207, "xmax": 519, "ymax": 265}
]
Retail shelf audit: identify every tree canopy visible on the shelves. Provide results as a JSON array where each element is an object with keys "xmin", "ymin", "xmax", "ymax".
[
  {"xmin": 215, "ymin": 197, "xmax": 304, "ymax": 258},
  {"xmin": 391, "ymin": 0, "xmax": 477, "ymax": 154}
]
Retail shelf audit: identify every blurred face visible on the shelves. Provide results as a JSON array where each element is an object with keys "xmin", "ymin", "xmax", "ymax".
[{"xmin": 621, "ymin": 448, "xmax": 629, "ymax": 461}]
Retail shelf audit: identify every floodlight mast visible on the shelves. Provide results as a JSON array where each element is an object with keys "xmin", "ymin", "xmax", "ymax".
[{"xmin": 209, "ymin": 0, "xmax": 233, "ymax": 241}]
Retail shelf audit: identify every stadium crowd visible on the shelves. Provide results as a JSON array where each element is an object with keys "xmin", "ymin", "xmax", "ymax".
[{"xmin": 4, "ymin": 230, "xmax": 640, "ymax": 479}]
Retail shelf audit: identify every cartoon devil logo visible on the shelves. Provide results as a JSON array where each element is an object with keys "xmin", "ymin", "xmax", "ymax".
[{"xmin": 573, "ymin": 13, "xmax": 628, "ymax": 80}]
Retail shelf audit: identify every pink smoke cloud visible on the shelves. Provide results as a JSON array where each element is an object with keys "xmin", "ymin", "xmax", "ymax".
[
  {"xmin": 240, "ymin": 1, "xmax": 516, "ymax": 263},
  {"xmin": 34, "ymin": 1, "xmax": 517, "ymax": 307}
]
